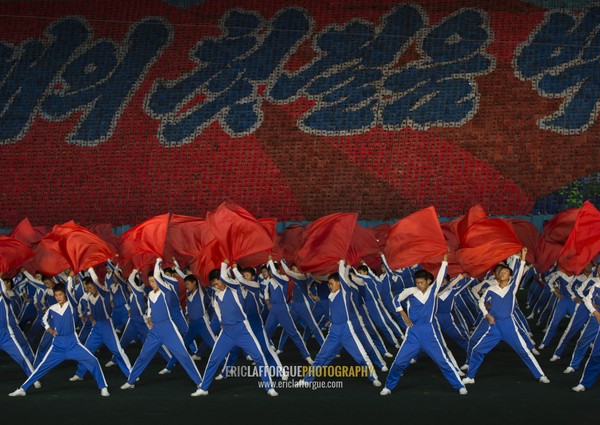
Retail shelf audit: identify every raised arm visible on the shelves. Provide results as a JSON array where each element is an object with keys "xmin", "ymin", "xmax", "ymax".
[{"xmin": 232, "ymin": 267, "xmax": 260, "ymax": 289}]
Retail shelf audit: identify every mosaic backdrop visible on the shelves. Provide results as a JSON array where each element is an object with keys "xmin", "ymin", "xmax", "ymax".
[{"xmin": 0, "ymin": 0, "xmax": 599, "ymax": 227}]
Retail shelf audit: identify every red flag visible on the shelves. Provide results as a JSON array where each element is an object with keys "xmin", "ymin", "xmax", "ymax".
[
  {"xmin": 534, "ymin": 208, "xmax": 579, "ymax": 273},
  {"xmin": 281, "ymin": 225, "xmax": 305, "ymax": 263},
  {"xmin": 506, "ymin": 218, "xmax": 540, "ymax": 264},
  {"xmin": 457, "ymin": 204, "xmax": 488, "ymax": 244},
  {"xmin": 384, "ymin": 206, "xmax": 448, "ymax": 269},
  {"xmin": 86, "ymin": 223, "xmax": 119, "ymax": 253},
  {"xmin": 50, "ymin": 221, "xmax": 115, "ymax": 274},
  {"xmin": 206, "ymin": 202, "xmax": 273, "ymax": 262},
  {"xmin": 294, "ymin": 212, "xmax": 357, "ymax": 275},
  {"xmin": 558, "ymin": 201, "xmax": 600, "ymax": 275},
  {"xmin": 456, "ymin": 218, "xmax": 523, "ymax": 277},
  {"xmin": 347, "ymin": 224, "xmax": 380, "ymax": 269},
  {"xmin": 0, "ymin": 236, "xmax": 35, "ymax": 274},
  {"xmin": 119, "ymin": 214, "xmax": 170, "ymax": 267},
  {"xmin": 24, "ymin": 236, "xmax": 71, "ymax": 277},
  {"xmin": 188, "ymin": 238, "xmax": 224, "ymax": 287},
  {"xmin": 238, "ymin": 218, "xmax": 280, "ymax": 268},
  {"xmin": 8, "ymin": 218, "xmax": 46, "ymax": 247}
]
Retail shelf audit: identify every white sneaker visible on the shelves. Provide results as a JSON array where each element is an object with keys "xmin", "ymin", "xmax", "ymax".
[
  {"xmin": 245, "ymin": 355, "xmax": 253, "ymax": 361},
  {"xmin": 105, "ymin": 361, "xmax": 115, "ymax": 367},
  {"xmin": 531, "ymin": 348, "xmax": 540, "ymax": 356},
  {"xmin": 564, "ymin": 366, "xmax": 576, "ymax": 374},
  {"xmin": 158, "ymin": 368, "xmax": 171, "ymax": 375},
  {"xmin": 460, "ymin": 364, "xmax": 469, "ymax": 371},
  {"xmin": 8, "ymin": 388, "xmax": 26, "ymax": 397},
  {"xmin": 380, "ymin": 387, "xmax": 391, "ymax": 396},
  {"xmin": 275, "ymin": 350, "xmax": 283, "ymax": 355},
  {"xmin": 33, "ymin": 381, "xmax": 42, "ymax": 389},
  {"xmin": 69, "ymin": 375, "xmax": 83, "ymax": 382},
  {"xmin": 458, "ymin": 371, "xmax": 465, "ymax": 377},
  {"xmin": 461, "ymin": 377, "xmax": 475, "ymax": 385},
  {"xmin": 267, "ymin": 389, "xmax": 279, "ymax": 397},
  {"xmin": 120, "ymin": 382, "xmax": 135, "ymax": 390},
  {"xmin": 305, "ymin": 357, "xmax": 314, "ymax": 365},
  {"xmin": 100, "ymin": 388, "xmax": 110, "ymax": 397},
  {"xmin": 384, "ymin": 352, "xmax": 394, "ymax": 358},
  {"xmin": 191, "ymin": 355, "xmax": 202, "ymax": 361},
  {"xmin": 459, "ymin": 387, "xmax": 468, "ymax": 395},
  {"xmin": 394, "ymin": 344, "xmax": 400, "ymax": 349},
  {"xmin": 549, "ymin": 355, "xmax": 560, "ymax": 362},
  {"xmin": 410, "ymin": 358, "xmax": 417, "ymax": 364},
  {"xmin": 373, "ymin": 379, "xmax": 382, "ymax": 387},
  {"xmin": 539, "ymin": 376, "xmax": 550, "ymax": 384},
  {"xmin": 538, "ymin": 344, "xmax": 545, "ymax": 350},
  {"xmin": 191, "ymin": 388, "xmax": 209, "ymax": 396},
  {"xmin": 572, "ymin": 384, "xmax": 585, "ymax": 392},
  {"xmin": 381, "ymin": 366, "xmax": 388, "ymax": 372},
  {"xmin": 215, "ymin": 374, "xmax": 224, "ymax": 381}
]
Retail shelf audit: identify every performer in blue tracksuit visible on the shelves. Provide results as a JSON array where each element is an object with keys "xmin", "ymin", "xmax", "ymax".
[
  {"xmin": 296, "ymin": 260, "xmax": 381, "ymax": 387},
  {"xmin": 357, "ymin": 263, "xmax": 404, "ymax": 343},
  {"xmin": 551, "ymin": 263, "xmax": 596, "ymax": 361},
  {"xmin": 106, "ymin": 269, "xmax": 171, "ymax": 367},
  {"xmin": 0, "ymin": 276, "xmax": 41, "ymax": 389},
  {"xmin": 263, "ymin": 259, "xmax": 313, "ymax": 364},
  {"xmin": 435, "ymin": 274, "xmax": 473, "ymax": 352},
  {"xmin": 164, "ymin": 273, "xmax": 216, "ymax": 371},
  {"xmin": 8, "ymin": 282, "xmax": 109, "ymax": 397},
  {"xmin": 380, "ymin": 254, "xmax": 467, "ymax": 396},
  {"xmin": 217, "ymin": 262, "xmax": 286, "ymax": 380},
  {"xmin": 538, "ymin": 269, "xmax": 577, "ymax": 350},
  {"xmin": 195, "ymin": 268, "xmax": 277, "ymax": 396},
  {"xmin": 462, "ymin": 248, "xmax": 550, "ymax": 386},
  {"xmin": 153, "ymin": 260, "xmax": 199, "ymax": 374},
  {"xmin": 572, "ymin": 278, "xmax": 600, "ymax": 392},
  {"xmin": 69, "ymin": 268, "xmax": 132, "ymax": 381},
  {"xmin": 276, "ymin": 260, "xmax": 325, "ymax": 351},
  {"xmin": 120, "ymin": 264, "xmax": 203, "ymax": 396},
  {"xmin": 106, "ymin": 262, "xmax": 130, "ymax": 333}
]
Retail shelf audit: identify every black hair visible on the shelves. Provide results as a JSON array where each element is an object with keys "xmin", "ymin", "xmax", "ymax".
[
  {"xmin": 357, "ymin": 265, "xmax": 369, "ymax": 274},
  {"xmin": 53, "ymin": 283, "xmax": 66, "ymax": 294},
  {"xmin": 163, "ymin": 267, "xmax": 175, "ymax": 275},
  {"xmin": 328, "ymin": 272, "xmax": 340, "ymax": 282},
  {"xmin": 184, "ymin": 275, "xmax": 198, "ymax": 285},
  {"xmin": 82, "ymin": 276, "xmax": 93, "ymax": 285},
  {"xmin": 414, "ymin": 269, "xmax": 434, "ymax": 282},
  {"xmin": 147, "ymin": 270, "xmax": 154, "ymax": 278},
  {"xmin": 208, "ymin": 269, "xmax": 220, "ymax": 282},
  {"xmin": 243, "ymin": 267, "xmax": 256, "ymax": 278},
  {"xmin": 498, "ymin": 265, "xmax": 514, "ymax": 276}
]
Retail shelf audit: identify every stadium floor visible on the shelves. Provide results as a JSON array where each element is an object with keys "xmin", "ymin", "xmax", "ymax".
[{"xmin": 2, "ymin": 298, "xmax": 600, "ymax": 424}]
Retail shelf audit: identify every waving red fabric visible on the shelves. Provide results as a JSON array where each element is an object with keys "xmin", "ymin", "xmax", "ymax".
[
  {"xmin": 50, "ymin": 221, "xmax": 115, "ymax": 274},
  {"xmin": 281, "ymin": 225, "xmax": 305, "ymax": 263},
  {"xmin": 86, "ymin": 223, "xmax": 119, "ymax": 253},
  {"xmin": 294, "ymin": 212, "xmax": 357, "ymax": 275},
  {"xmin": 0, "ymin": 236, "xmax": 35, "ymax": 274},
  {"xmin": 506, "ymin": 218, "xmax": 540, "ymax": 264},
  {"xmin": 188, "ymin": 238, "xmax": 224, "ymax": 287},
  {"xmin": 384, "ymin": 206, "xmax": 447, "ymax": 269},
  {"xmin": 119, "ymin": 214, "xmax": 170, "ymax": 266},
  {"xmin": 535, "ymin": 208, "xmax": 579, "ymax": 273},
  {"xmin": 9, "ymin": 218, "xmax": 46, "ymax": 247},
  {"xmin": 558, "ymin": 201, "xmax": 600, "ymax": 275},
  {"xmin": 24, "ymin": 236, "xmax": 71, "ymax": 277},
  {"xmin": 238, "ymin": 218, "xmax": 280, "ymax": 268},
  {"xmin": 456, "ymin": 218, "xmax": 523, "ymax": 277},
  {"xmin": 206, "ymin": 202, "xmax": 273, "ymax": 262},
  {"xmin": 456, "ymin": 204, "xmax": 488, "ymax": 244},
  {"xmin": 347, "ymin": 224, "xmax": 380, "ymax": 268}
]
